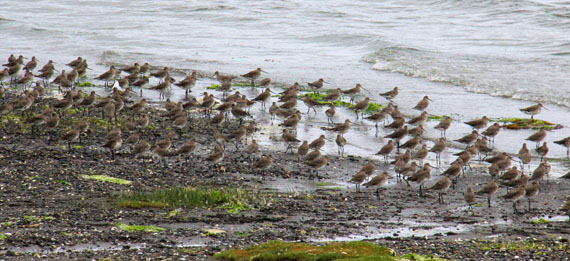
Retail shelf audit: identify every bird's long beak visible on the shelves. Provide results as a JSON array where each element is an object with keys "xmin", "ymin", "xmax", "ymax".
[
  {"xmin": 261, "ymin": 70, "xmax": 269, "ymax": 74},
  {"xmin": 543, "ymin": 105, "xmax": 549, "ymax": 110},
  {"xmin": 427, "ymin": 97, "xmax": 434, "ymax": 101},
  {"xmin": 361, "ymin": 86, "xmax": 370, "ymax": 93}
]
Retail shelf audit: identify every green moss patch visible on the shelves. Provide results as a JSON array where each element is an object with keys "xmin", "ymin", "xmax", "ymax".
[
  {"xmin": 493, "ymin": 118, "xmax": 562, "ymax": 130},
  {"xmin": 81, "ymin": 174, "xmax": 132, "ymax": 185},
  {"xmin": 116, "ymin": 187, "xmax": 270, "ymax": 213},
  {"xmin": 427, "ymin": 115, "xmax": 451, "ymax": 122},
  {"xmin": 214, "ymin": 240, "xmax": 397, "ymax": 261},
  {"xmin": 115, "ymin": 223, "xmax": 166, "ymax": 233},
  {"xmin": 478, "ymin": 240, "xmax": 551, "ymax": 251},
  {"xmin": 79, "ymin": 81, "xmax": 95, "ymax": 87},
  {"xmin": 0, "ymin": 233, "xmax": 9, "ymax": 241},
  {"xmin": 301, "ymin": 92, "xmax": 382, "ymax": 114},
  {"xmin": 530, "ymin": 218, "xmax": 551, "ymax": 224},
  {"xmin": 233, "ymin": 82, "xmax": 254, "ymax": 87},
  {"xmin": 208, "ymin": 84, "xmax": 220, "ymax": 90}
]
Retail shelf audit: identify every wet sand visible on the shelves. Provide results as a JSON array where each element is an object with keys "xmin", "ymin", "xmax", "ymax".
[{"xmin": 0, "ymin": 69, "xmax": 569, "ymax": 260}]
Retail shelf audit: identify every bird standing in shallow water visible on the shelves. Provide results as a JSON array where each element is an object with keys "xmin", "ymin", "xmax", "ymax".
[
  {"xmin": 241, "ymin": 68, "xmax": 267, "ymax": 87},
  {"xmin": 520, "ymin": 103, "xmax": 547, "ymax": 120}
]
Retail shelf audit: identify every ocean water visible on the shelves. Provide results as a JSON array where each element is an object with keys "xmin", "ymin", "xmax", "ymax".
[{"xmin": 1, "ymin": 0, "xmax": 569, "ymax": 158}]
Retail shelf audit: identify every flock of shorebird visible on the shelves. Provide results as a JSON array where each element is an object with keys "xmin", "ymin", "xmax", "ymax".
[{"xmin": 1, "ymin": 53, "xmax": 570, "ymax": 216}]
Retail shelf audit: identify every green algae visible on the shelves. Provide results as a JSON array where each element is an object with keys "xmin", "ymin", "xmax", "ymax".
[
  {"xmin": 493, "ymin": 117, "xmax": 562, "ymax": 130},
  {"xmin": 80, "ymin": 174, "xmax": 132, "ymax": 185},
  {"xmin": 115, "ymin": 223, "xmax": 166, "ymax": 233}
]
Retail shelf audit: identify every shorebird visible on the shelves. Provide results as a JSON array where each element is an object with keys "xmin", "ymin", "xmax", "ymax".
[
  {"xmin": 342, "ymin": 84, "xmax": 368, "ymax": 103},
  {"xmin": 535, "ymin": 142, "xmax": 549, "ymax": 161},
  {"xmin": 430, "ymin": 176, "xmax": 451, "ymax": 204},
  {"xmin": 231, "ymin": 104, "xmax": 251, "ymax": 125},
  {"xmin": 309, "ymin": 135, "xmax": 326, "ymax": 151},
  {"xmin": 282, "ymin": 129, "xmax": 300, "ymax": 153},
  {"xmin": 376, "ymin": 140, "xmax": 394, "ymax": 163},
  {"xmin": 482, "ymin": 123, "xmax": 501, "ymax": 145},
  {"xmin": 325, "ymin": 102, "xmax": 336, "ymax": 125},
  {"xmin": 214, "ymin": 71, "xmax": 236, "ymax": 83},
  {"xmin": 279, "ymin": 97, "xmax": 297, "ymax": 111},
  {"xmin": 501, "ymin": 185, "xmax": 526, "ymax": 213},
  {"xmin": 412, "ymin": 96, "xmax": 432, "ymax": 111},
  {"xmin": 246, "ymin": 139, "xmax": 260, "ymax": 162},
  {"xmin": 61, "ymin": 127, "xmax": 80, "ymax": 151},
  {"xmin": 385, "ymin": 117, "xmax": 405, "ymax": 130},
  {"xmin": 120, "ymin": 63, "xmax": 140, "ymax": 75},
  {"xmin": 279, "ymin": 110, "xmax": 301, "ymax": 131},
  {"xmin": 400, "ymin": 135, "xmax": 422, "ymax": 151},
  {"xmin": 322, "ymin": 88, "xmax": 341, "ymax": 102},
  {"xmin": 306, "ymin": 155, "xmax": 328, "ymax": 179},
  {"xmin": 302, "ymin": 94, "xmax": 321, "ymax": 114},
  {"xmin": 379, "ymin": 86, "xmax": 398, "ymax": 101},
  {"xmin": 307, "ymin": 78, "xmax": 326, "ymax": 93},
  {"xmin": 441, "ymin": 159, "xmax": 463, "ymax": 187},
  {"xmin": 39, "ymin": 60, "xmax": 55, "ymax": 73},
  {"xmin": 429, "ymin": 138, "xmax": 447, "ymax": 165},
  {"xmin": 172, "ymin": 113, "xmax": 188, "ymax": 135},
  {"xmin": 132, "ymin": 141, "xmax": 151, "ymax": 159},
  {"xmin": 150, "ymin": 67, "xmax": 169, "ymax": 83},
  {"xmin": 365, "ymin": 111, "xmax": 386, "ymax": 131},
  {"xmin": 259, "ymin": 78, "xmax": 271, "ymax": 87},
  {"xmin": 253, "ymin": 88, "xmax": 272, "ymax": 110},
  {"xmin": 16, "ymin": 71, "xmax": 34, "ymax": 89},
  {"xmin": 225, "ymin": 126, "xmax": 246, "ymax": 150},
  {"xmin": 96, "ymin": 65, "xmax": 117, "ymax": 87},
  {"xmin": 206, "ymin": 144, "xmax": 225, "ymax": 168},
  {"xmin": 526, "ymin": 129, "xmax": 546, "ymax": 148},
  {"xmin": 131, "ymin": 76, "xmax": 149, "ymax": 95},
  {"xmin": 518, "ymin": 144, "xmax": 532, "ymax": 172},
  {"xmin": 464, "ymin": 187, "xmax": 476, "ymax": 212},
  {"xmin": 520, "ymin": 103, "xmax": 547, "ymax": 120},
  {"xmin": 406, "ymin": 163, "xmax": 432, "ymax": 196},
  {"xmin": 499, "ymin": 166, "xmax": 519, "ymax": 183},
  {"xmin": 66, "ymin": 57, "xmax": 83, "ymax": 68},
  {"xmin": 464, "ymin": 116, "xmax": 488, "ymax": 130},
  {"xmin": 23, "ymin": 56, "xmax": 37, "ymax": 72},
  {"xmin": 0, "ymin": 68, "xmax": 9, "ymax": 86},
  {"xmin": 103, "ymin": 133, "xmax": 123, "ymax": 160},
  {"xmin": 364, "ymin": 171, "xmax": 390, "ymax": 198},
  {"xmin": 434, "ymin": 116, "xmax": 451, "ymax": 137},
  {"xmin": 7, "ymin": 63, "xmax": 21, "ymax": 86},
  {"xmin": 305, "ymin": 148, "xmax": 321, "ymax": 162},
  {"xmin": 175, "ymin": 71, "xmax": 197, "ymax": 99},
  {"xmin": 476, "ymin": 179, "xmax": 498, "ymax": 208},
  {"xmin": 252, "ymin": 155, "xmax": 273, "ymax": 177},
  {"xmin": 530, "ymin": 160, "xmax": 549, "ymax": 184},
  {"xmin": 455, "ymin": 130, "xmax": 478, "ymax": 147},
  {"xmin": 321, "ymin": 119, "xmax": 351, "ymax": 137},
  {"xmin": 352, "ymin": 97, "xmax": 370, "ymax": 120},
  {"xmin": 214, "ymin": 130, "xmax": 226, "ymax": 147},
  {"xmin": 125, "ymin": 132, "xmax": 140, "ymax": 149},
  {"xmin": 412, "ymin": 144, "xmax": 428, "ymax": 165},
  {"xmin": 407, "ymin": 111, "xmax": 428, "ymax": 126},
  {"xmin": 297, "ymin": 141, "xmax": 309, "ymax": 160},
  {"xmin": 150, "ymin": 78, "xmax": 172, "ymax": 100},
  {"xmin": 384, "ymin": 126, "xmax": 408, "ymax": 151},
  {"xmin": 241, "ymin": 68, "xmax": 266, "ymax": 86},
  {"xmin": 210, "ymin": 112, "xmax": 224, "ymax": 128},
  {"xmin": 549, "ymin": 135, "xmax": 570, "ymax": 158},
  {"xmin": 524, "ymin": 181, "xmax": 539, "ymax": 211},
  {"xmin": 349, "ymin": 171, "xmax": 367, "ymax": 192},
  {"xmin": 336, "ymin": 134, "xmax": 347, "ymax": 157}
]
